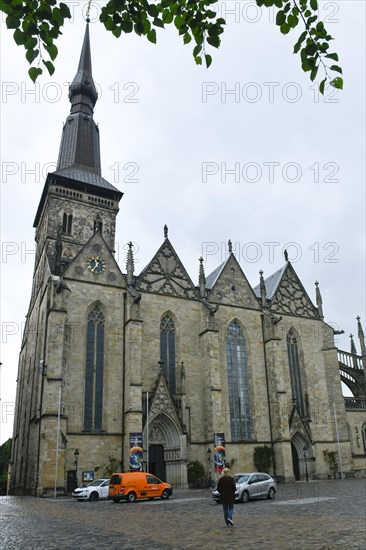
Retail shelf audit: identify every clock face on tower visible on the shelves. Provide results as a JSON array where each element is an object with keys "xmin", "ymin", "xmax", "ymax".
[{"xmin": 87, "ymin": 256, "xmax": 106, "ymax": 274}]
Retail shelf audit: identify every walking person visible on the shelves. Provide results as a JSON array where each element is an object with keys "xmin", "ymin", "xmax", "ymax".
[{"xmin": 217, "ymin": 467, "xmax": 236, "ymax": 527}]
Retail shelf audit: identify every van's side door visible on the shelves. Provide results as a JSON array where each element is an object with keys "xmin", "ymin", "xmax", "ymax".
[{"xmin": 145, "ymin": 475, "xmax": 163, "ymax": 498}]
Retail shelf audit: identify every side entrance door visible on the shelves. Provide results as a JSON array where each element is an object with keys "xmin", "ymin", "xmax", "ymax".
[
  {"xmin": 149, "ymin": 445, "xmax": 166, "ymax": 481},
  {"xmin": 67, "ymin": 470, "xmax": 77, "ymax": 493}
]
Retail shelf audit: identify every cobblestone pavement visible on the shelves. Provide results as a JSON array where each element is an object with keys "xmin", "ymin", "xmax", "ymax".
[{"xmin": 1, "ymin": 478, "xmax": 365, "ymax": 549}]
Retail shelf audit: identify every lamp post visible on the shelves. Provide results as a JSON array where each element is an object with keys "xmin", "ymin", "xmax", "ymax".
[
  {"xmin": 303, "ymin": 446, "xmax": 309, "ymax": 482},
  {"xmin": 207, "ymin": 447, "xmax": 212, "ymax": 488},
  {"xmin": 74, "ymin": 449, "xmax": 80, "ymax": 488}
]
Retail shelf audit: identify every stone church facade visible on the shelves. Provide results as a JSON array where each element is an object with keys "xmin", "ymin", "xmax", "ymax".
[{"xmin": 9, "ymin": 25, "xmax": 366, "ymax": 496}]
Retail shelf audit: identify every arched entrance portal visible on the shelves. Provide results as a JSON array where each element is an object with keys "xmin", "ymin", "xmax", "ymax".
[
  {"xmin": 291, "ymin": 432, "xmax": 312, "ymax": 481},
  {"xmin": 144, "ymin": 412, "xmax": 187, "ymax": 488}
]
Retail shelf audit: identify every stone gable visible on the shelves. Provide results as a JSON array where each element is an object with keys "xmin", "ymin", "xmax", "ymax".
[
  {"xmin": 208, "ymin": 254, "xmax": 260, "ymax": 309},
  {"xmin": 62, "ymin": 230, "xmax": 126, "ymax": 288},
  {"xmin": 270, "ymin": 263, "xmax": 318, "ymax": 318},
  {"xmin": 136, "ymin": 239, "xmax": 198, "ymax": 299}
]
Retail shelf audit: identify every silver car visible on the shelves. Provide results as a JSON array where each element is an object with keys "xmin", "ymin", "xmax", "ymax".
[{"xmin": 212, "ymin": 472, "xmax": 276, "ymax": 503}]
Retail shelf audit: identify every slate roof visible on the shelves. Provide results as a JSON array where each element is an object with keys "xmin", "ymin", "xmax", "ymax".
[
  {"xmin": 205, "ymin": 262, "xmax": 225, "ymax": 289},
  {"xmin": 253, "ymin": 264, "xmax": 287, "ymax": 300}
]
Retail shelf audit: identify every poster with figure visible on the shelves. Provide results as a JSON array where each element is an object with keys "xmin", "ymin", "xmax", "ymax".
[
  {"xmin": 129, "ymin": 432, "xmax": 143, "ymax": 471},
  {"xmin": 214, "ymin": 433, "xmax": 226, "ymax": 472}
]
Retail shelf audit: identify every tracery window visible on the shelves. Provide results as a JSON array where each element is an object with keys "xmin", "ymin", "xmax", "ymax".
[
  {"xmin": 84, "ymin": 304, "xmax": 105, "ymax": 431},
  {"xmin": 287, "ymin": 330, "xmax": 305, "ymax": 417},
  {"xmin": 226, "ymin": 321, "xmax": 251, "ymax": 440},
  {"xmin": 160, "ymin": 314, "xmax": 176, "ymax": 393}
]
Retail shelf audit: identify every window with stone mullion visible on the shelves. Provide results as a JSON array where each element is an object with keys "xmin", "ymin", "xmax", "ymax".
[
  {"xmin": 84, "ymin": 305, "xmax": 105, "ymax": 431},
  {"xmin": 287, "ymin": 332, "xmax": 305, "ymax": 418},
  {"xmin": 226, "ymin": 322, "xmax": 251, "ymax": 441},
  {"xmin": 160, "ymin": 315, "xmax": 176, "ymax": 393}
]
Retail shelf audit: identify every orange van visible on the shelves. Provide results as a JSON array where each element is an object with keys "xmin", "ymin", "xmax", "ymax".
[{"xmin": 108, "ymin": 472, "xmax": 173, "ymax": 503}]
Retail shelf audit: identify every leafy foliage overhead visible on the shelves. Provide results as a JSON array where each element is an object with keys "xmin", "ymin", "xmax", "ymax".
[{"xmin": 0, "ymin": 0, "xmax": 342, "ymax": 92}]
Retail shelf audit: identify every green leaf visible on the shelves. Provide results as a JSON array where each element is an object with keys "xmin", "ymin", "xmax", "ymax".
[
  {"xmin": 153, "ymin": 17, "xmax": 165, "ymax": 29},
  {"xmin": 13, "ymin": 28, "xmax": 26, "ymax": 45},
  {"xmin": 26, "ymin": 48, "xmax": 39, "ymax": 64},
  {"xmin": 276, "ymin": 10, "xmax": 286, "ymax": 26},
  {"xmin": 330, "ymin": 65, "xmax": 342, "ymax": 74},
  {"xmin": 43, "ymin": 59, "xmax": 55, "ymax": 76},
  {"xmin": 310, "ymin": 65, "xmax": 318, "ymax": 81},
  {"xmin": 147, "ymin": 29, "xmax": 157, "ymax": 44},
  {"xmin": 207, "ymin": 34, "xmax": 220, "ymax": 48},
  {"xmin": 280, "ymin": 22, "xmax": 291, "ymax": 35},
  {"xmin": 6, "ymin": 14, "xmax": 20, "ymax": 29},
  {"xmin": 25, "ymin": 36, "xmax": 38, "ymax": 50},
  {"xmin": 325, "ymin": 52, "xmax": 339, "ymax": 61},
  {"xmin": 205, "ymin": 54, "xmax": 212, "ymax": 68},
  {"xmin": 162, "ymin": 9, "xmax": 173, "ymax": 24},
  {"xmin": 112, "ymin": 27, "xmax": 122, "ymax": 38},
  {"xmin": 310, "ymin": 0, "xmax": 318, "ymax": 10},
  {"xmin": 330, "ymin": 76, "xmax": 343, "ymax": 90},
  {"xmin": 195, "ymin": 55, "xmax": 202, "ymax": 65},
  {"xmin": 193, "ymin": 44, "xmax": 202, "ymax": 57},
  {"xmin": 147, "ymin": 4, "xmax": 159, "ymax": 18},
  {"xmin": 319, "ymin": 78, "xmax": 326, "ymax": 95},
  {"xmin": 59, "ymin": 2, "xmax": 71, "ymax": 18},
  {"xmin": 120, "ymin": 20, "xmax": 133, "ymax": 33},
  {"xmin": 45, "ymin": 43, "xmax": 58, "ymax": 61},
  {"xmin": 174, "ymin": 15, "xmax": 185, "ymax": 29},
  {"xmin": 28, "ymin": 67, "xmax": 42, "ymax": 82},
  {"xmin": 183, "ymin": 32, "xmax": 191, "ymax": 45}
]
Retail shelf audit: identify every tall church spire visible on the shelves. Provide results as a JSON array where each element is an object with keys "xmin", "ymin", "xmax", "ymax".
[{"xmin": 56, "ymin": 22, "xmax": 101, "ymax": 176}]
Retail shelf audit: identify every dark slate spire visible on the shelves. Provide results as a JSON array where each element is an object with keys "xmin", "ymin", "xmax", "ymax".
[
  {"xmin": 56, "ymin": 22, "xmax": 101, "ymax": 176},
  {"xmin": 315, "ymin": 281, "xmax": 324, "ymax": 319}
]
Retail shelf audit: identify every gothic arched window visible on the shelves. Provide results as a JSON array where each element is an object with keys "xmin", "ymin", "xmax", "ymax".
[
  {"xmin": 62, "ymin": 213, "xmax": 72, "ymax": 234},
  {"xmin": 160, "ymin": 314, "xmax": 176, "ymax": 393},
  {"xmin": 226, "ymin": 321, "xmax": 251, "ymax": 440},
  {"xmin": 361, "ymin": 423, "xmax": 366, "ymax": 452},
  {"xmin": 84, "ymin": 304, "xmax": 105, "ymax": 431},
  {"xmin": 287, "ymin": 330, "xmax": 305, "ymax": 417}
]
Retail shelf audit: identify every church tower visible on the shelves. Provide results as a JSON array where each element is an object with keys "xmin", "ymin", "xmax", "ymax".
[{"xmin": 9, "ymin": 23, "xmax": 125, "ymax": 496}]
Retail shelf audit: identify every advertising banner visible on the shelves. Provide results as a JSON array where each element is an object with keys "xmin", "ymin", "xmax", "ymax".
[
  {"xmin": 213, "ymin": 433, "xmax": 226, "ymax": 472},
  {"xmin": 129, "ymin": 432, "xmax": 143, "ymax": 471}
]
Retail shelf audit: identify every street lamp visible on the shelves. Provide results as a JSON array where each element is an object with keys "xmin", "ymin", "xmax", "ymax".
[
  {"xmin": 207, "ymin": 447, "xmax": 212, "ymax": 487},
  {"xmin": 74, "ymin": 449, "xmax": 80, "ymax": 487},
  {"xmin": 303, "ymin": 446, "xmax": 309, "ymax": 482}
]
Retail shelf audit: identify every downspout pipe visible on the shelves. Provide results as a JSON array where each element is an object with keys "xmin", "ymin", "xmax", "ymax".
[
  {"xmin": 260, "ymin": 314, "xmax": 276, "ymax": 478},
  {"xmin": 122, "ymin": 292, "xmax": 127, "ymax": 470}
]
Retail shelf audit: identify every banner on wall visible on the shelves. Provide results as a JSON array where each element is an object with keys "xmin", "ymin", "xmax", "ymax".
[
  {"xmin": 213, "ymin": 433, "xmax": 226, "ymax": 472},
  {"xmin": 129, "ymin": 432, "xmax": 143, "ymax": 471}
]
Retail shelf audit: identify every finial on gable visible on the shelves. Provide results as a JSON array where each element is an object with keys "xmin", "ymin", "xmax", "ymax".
[
  {"xmin": 259, "ymin": 269, "xmax": 267, "ymax": 308},
  {"xmin": 164, "ymin": 225, "xmax": 168, "ymax": 239},
  {"xmin": 350, "ymin": 333, "xmax": 357, "ymax": 355},
  {"xmin": 228, "ymin": 239, "xmax": 232, "ymax": 253},
  {"xmin": 199, "ymin": 257, "xmax": 206, "ymax": 299},
  {"xmin": 284, "ymin": 249, "xmax": 288, "ymax": 261},
  {"xmin": 126, "ymin": 241, "xmax": 135, "ymax": 286},
  {"xmin": 356, "ymin": 316, "xmax": 366, "ymax": 357},
  {"xmin": 315, "ymin": 281, "xmax": 324, "ymax": 319}
]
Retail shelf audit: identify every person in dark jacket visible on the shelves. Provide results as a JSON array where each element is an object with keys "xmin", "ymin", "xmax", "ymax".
[{"xmin": 217, "ymin": 467, "xmax": 236, "ymax": 526}]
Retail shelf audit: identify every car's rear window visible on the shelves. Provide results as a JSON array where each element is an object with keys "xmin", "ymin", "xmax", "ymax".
[{"xmin": 110, "ymin": 474, "xmax": 121, "ymax": 485}]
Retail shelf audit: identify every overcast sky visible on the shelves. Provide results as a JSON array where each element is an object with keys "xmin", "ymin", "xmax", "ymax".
[{"xmin": 1, "ymin": 1, "xmax": 365, "ymax": 444}]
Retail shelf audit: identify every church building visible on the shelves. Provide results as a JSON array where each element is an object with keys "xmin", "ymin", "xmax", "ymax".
[{"xmin": 9, "ymin": 25, "xmax": 366, "ymax": 496}]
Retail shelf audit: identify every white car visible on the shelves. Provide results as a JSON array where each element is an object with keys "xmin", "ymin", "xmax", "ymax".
[{"xmin": 72, "ymin": 479, "xmax": 110, "ymax": 501}]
